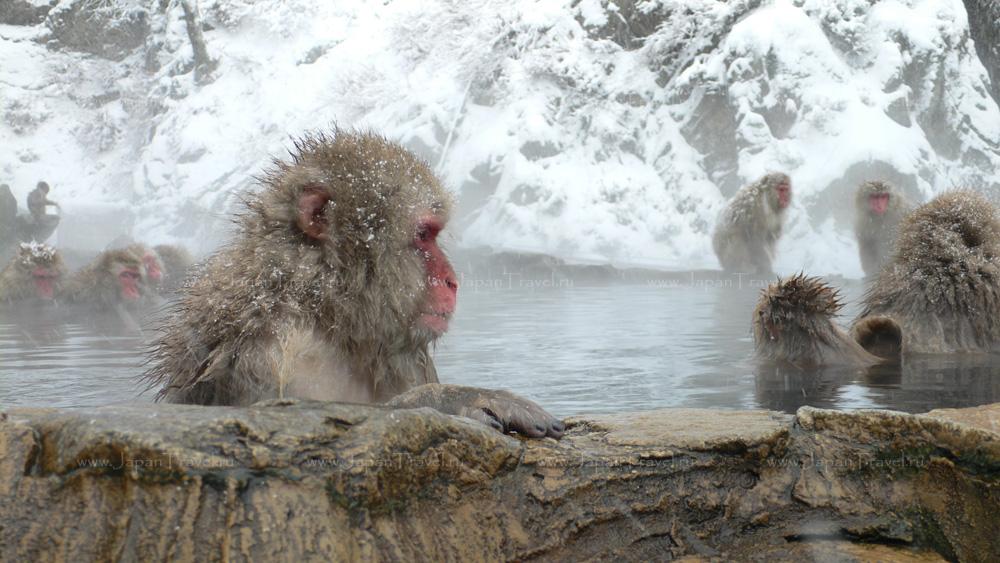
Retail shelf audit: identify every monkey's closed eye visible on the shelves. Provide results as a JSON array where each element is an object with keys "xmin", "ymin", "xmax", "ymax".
[{"xmin": 415, "ymin": 221, "xmax": 441, "ymax": 244}]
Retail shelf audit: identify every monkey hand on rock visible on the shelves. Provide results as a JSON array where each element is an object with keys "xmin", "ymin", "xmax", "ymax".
[{"xmin": 387, "ymin": 383, "xmax": 565, "ymax": 439}]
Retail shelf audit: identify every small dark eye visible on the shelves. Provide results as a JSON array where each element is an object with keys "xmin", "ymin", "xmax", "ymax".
[{"xmin": 417, "ymin": 228, "xmax": 430, "ymax": 242}]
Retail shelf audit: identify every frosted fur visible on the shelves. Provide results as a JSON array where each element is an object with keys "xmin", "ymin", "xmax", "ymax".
[
  {"xmin": 144, "ymin": 130, "xmax": 453, "ymax": 406},
  {"xmin": 854, "ymin": 180, "xmax": 914, "ymax": 278},
  {"xmin": 712, "ymin": 173, "xmax": 790, "ymax": 275},
  {"xmin": 854, "ymin": 190, "xmax": 1000, "ymax": 354},
  {"xmin": 0, "ymin": 243, "xmax": 66, "ymax": 303}
]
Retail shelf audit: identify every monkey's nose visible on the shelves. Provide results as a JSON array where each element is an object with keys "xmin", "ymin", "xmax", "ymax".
[{"xmin": 445, "ymin": 274, "xmax": 459, "ymax": 293}]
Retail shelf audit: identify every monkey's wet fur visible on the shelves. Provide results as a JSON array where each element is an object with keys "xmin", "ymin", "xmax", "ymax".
[
  {"xmin": 754, "ymin": 190, "xmax": 1000, "ymax": 366},
  {"xmin": 144, "ymin": 129, "xmax": 564, "ymax": 439}
]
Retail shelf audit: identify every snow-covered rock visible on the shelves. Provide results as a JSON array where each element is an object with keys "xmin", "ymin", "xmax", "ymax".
[{"xmin": 0, "ymin": 0, "xmax": 998, "ymax": 277}]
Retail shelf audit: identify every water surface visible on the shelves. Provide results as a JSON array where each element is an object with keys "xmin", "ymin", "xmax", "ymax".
[{"xmin": 2, "ymin": 273, "xmax": 998, "ymax": 416}]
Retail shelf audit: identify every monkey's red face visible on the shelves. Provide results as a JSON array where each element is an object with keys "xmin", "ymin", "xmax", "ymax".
[
  {"xmin": 413, "ymin": 216, "xmax": 458, "ymax": 335},
  {"xmin": 31, "ymin": 267, "xmax": 58, "ymax": 300},
  {"xmin": 117, "ymin": 267, "xmax": 142, "ymax": 302},
  {"xmin": 775, "ymin": 182, "xmax": 791, "ymax": 209},
  {"xmin": 868, "ymin": 193, "xmax": 889, "ymax": 216},
  {"xmin": 143, "ymin": 254, "xmax": 162, "ymax": 283}
]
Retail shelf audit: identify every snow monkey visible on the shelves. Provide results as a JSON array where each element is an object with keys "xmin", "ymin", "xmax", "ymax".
[
  {"xmin": 125, "ymin": 243, "xmax": 166, "ymax": 290},
  {"xmin": 854, "ymin": 180, "xmax": 912, "ymax": 278},
  {"xmin": 712, "ymin": 172, "xmax": 792, "ymax": 275},
  {"xmin": 144, "ymin": 129, "xmax": 564, "ymax": 439},
  {"xmin": 65, "ymin": 248, "xmax": 150, "ymax": 308},
  {"xmin": 753, "ymin": 191, "xmax": 1000, "ymax": 364},
  {"xmin": 0, "ymin": 242, "xmax": 67, "ymax": 304},
  {"xmin": 852, "ymin": 190, "xmax": 1000, "ymax": 356},
  {"xmin": 152, "ymin": 244, "xmax": 195, "ymax": 292},
  {"xmin": 752, "ymin": 274, "xmax": 882, "ymax": 368}
]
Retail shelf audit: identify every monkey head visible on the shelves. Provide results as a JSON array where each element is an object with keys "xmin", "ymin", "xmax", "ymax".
[
  {"xmin": 763, "ymin": 172, "xmax": 791, "ymax": 210},
  {"xmin": 858, "ymin": 181, "xmax": 893, "ymax": 216},
  {"xmin": 99, "ymin": 250, "xmax": 144, "ymax": 303},
  {"xmin": 753, "ymin": 274, "xmax": 841, "ymax": 347},
  {"xmin": 127, "ymin": 244, "xmax": 164, "ymax": 286},
  {"xmin": 15, "ymin": 242, "xmax": 64, "ymax": 300},
  {"xmin": 251, "ymin": 129, "xmax": 458, "ymax": 346}
]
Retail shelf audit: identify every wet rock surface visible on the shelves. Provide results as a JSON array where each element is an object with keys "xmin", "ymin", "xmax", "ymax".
[{"xmin": 0, "ymin": 400, "xmax": 996, "ymax": 561}]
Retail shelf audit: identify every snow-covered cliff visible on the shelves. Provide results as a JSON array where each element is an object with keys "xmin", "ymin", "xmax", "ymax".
[{"xmin": 1, "ymin": 0, "xmax": 998, "ymax": 276}]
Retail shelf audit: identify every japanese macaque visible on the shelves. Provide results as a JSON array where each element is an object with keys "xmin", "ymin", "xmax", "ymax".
[
  {"xmin": 854, "ymin": 180, "xmax": 912, "ymax": 277},
  {"xmin": 0, "ymin": 242, "xmax": 66, "ymax": 304},
  {"xmin": 144, "ymin": 129, "xmax": 564, "ymax": 439},
  {"xmin": 754, "ymin": 191, "xmax": 1000, "ymax": 364},
  {"xmin": 852, "ymin": 190, "xmax": 1000, "ymax": 356},
  {"xmin": 65, "ymin": 248, "xmax": 148, "ymax": 308},
  {"xmin": 713, "ymin": 172, "xmax": 792, "ymax": 275},
  {"xmin": 153, "ymin": 244, "xmax": 194, "ymax": 291},
  {"xmin": 753, "ymin": 274, "xmax": 881, "ymax": 368},
  {"xmin": 126, "ymin": 243, "xmax": 165, "ymax": 290}
]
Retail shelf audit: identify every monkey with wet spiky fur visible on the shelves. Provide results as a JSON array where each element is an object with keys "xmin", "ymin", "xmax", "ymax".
[
  {"xmin": 753, "ymin": 274, "xmax": 882, "ymax": 368},
  {"xmin": 713, "ymin": 172, "xmax": 792, "ymax": 275},
  {"xmin": 854, "ymin": 180, "xmax": 913, "ymax": 278},
  {"xmin": 0, "ymin": 242, "xmax": 67, "ymax": 304},
  {"xmin": 143, "ymin": 129, "xmax": 564, "ymax": 439},
  {"xmin": 153, "ymin": 244, "xmax": 194, "ymax": 292},
  {"xmin": 852, "ymin": 190, "xmax": 1000, "ymax": 356},
  {"xmin": 755, "ymin": 191, "xmax": 1000, "ymax": 362},
  {"xmin": 65, "ymin": 248, "xmax": 149, "ymax": 308}
]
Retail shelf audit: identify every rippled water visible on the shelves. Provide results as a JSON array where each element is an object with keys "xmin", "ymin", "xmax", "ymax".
[{"xmin": 2, "ymin": 272, "xmax": 999, "ymax": 416}]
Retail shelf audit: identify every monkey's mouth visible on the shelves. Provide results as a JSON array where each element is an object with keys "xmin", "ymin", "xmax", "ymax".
[{"xmin": 417, "ymin": 311, "xmax": 451, "ymax": 334}]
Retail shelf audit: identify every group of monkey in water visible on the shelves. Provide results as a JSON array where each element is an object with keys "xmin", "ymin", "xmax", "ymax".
[
  {"xmin": 714, "ymin": 169, "xmax": 1000, "ymax": 368},
  {"xmin": 2, "ymin": 129, "xmax": 998, "ymax": 440}
]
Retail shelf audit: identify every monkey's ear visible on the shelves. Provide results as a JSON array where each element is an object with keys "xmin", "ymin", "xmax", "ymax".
[{"xmin": 296, "ymin": 186, "xmax": 331, "ymax": 240}]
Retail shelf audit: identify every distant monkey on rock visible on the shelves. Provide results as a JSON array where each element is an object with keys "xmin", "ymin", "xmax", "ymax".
[
  {"xmin": 144, "ymin": 129, "xmax": 564, "ymax": 439},
  {"xmin": 854, "ymin": 180, "xmax": 912, "ymax": 278},
  {"xmin": 713, "ymin": 172, "xmax": 792, "ymax": 275}
]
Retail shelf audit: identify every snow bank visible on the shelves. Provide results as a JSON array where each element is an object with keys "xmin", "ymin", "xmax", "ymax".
[{"xmin": 0, "ymin": 0, "xmax": 997, "ymax": 276}]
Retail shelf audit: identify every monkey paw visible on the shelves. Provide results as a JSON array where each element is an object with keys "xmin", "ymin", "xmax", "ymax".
[{"xmin": 387, "ymin": 383, "xmax": 565, "ymax": 439}]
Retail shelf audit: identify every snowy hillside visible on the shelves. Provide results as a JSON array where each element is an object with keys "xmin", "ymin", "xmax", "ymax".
[{"xmin": 1, "ymin": 0, "xmax": 999, "ymax": 277}]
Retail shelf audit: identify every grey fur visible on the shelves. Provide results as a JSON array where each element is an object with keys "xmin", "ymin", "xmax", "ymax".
[
  {"xmin": 854, "ymin": 180, "xmax": 913, "ymax": 278},
  {"xmin": 854, "ymin": 190, "xmax": 1000, "ymax": 354},
  {"xmin": 143, "ymin": 129, "xmax": 565, "ymax": 439},
  {"xmin": 753, "ymin": 274, "xmax": 881, "ymax": 368},
  {"xmin": 712, "ymin": 172, "xmax": 790, "ymax": 275}
]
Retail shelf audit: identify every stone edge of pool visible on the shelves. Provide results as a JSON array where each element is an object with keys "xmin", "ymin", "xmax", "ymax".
[{"xmin": 0, "ymin": 400, "xmax": 996, "ymax": 561}]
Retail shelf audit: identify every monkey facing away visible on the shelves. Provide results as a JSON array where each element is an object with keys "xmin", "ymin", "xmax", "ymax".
[
  {"xmin": 713, "ymin": 172, "xmax": 792, "ymax": 275},
  {"xmin": 65, "ymin": 248, "xmax": 150, "ymax": 308},
  {"xmin": 0, "ymin": 242, "xmax": 67, "ymax": 304},
  {"xmin": 753, "ymin": 274, "xmax": 882, "ymax": 368},
  {"xmin": 754, "ymin": 191, "xmax": 1000, "ymax": 364},
  {"xmin": 144, "ymin": 129, "xmax": 564, "ymax": 439},
  {"xmin": 854, "ymin": 180, "xmax": 913, "ymax": 278}
]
